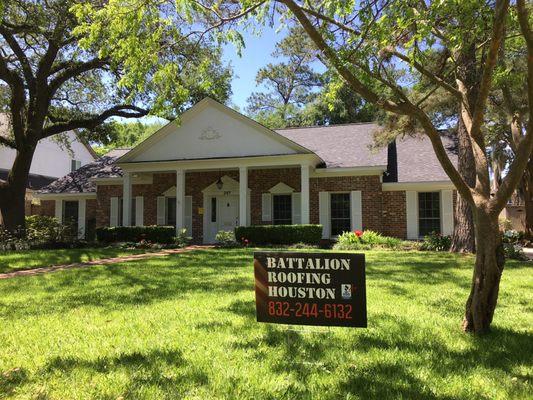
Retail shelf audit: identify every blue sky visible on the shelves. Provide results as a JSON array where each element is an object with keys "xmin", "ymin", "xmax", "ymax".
[{"xmin": 221, "ymin": 24, "xmax": 286, "ymax": 111}]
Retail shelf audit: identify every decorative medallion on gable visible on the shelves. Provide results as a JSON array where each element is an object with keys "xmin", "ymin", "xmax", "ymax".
[{"xmin": 199, "ymin": 126, "xmax": 222, "ymax": 141}]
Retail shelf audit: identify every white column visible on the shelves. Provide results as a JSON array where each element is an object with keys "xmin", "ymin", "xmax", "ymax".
[
  {"xmin": 55, "ymin": 200, "xmax": 63, "ymax": 223},
  {"xmin": 176, "ymin": 169, "xmax": 185, "ymax": 233},
  {"xmin": 122, "ymin": 171, "xmax": 132, "ymax": 226},
  {"xmin": 239, "ymin": 166, "xmax": 248, "ymax": 226},
  {"xmin": 301, "ymin": 164, "xmax": 310, "ymax": 224},
  {"xmin": 78, "ymin": 198, "xmax": 86, "ymax": 239}
]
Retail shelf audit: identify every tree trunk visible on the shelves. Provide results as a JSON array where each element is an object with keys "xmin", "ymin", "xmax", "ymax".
[
  {"xmin": 462, "ymin": 208, "xmax": 505, "ymax": 334},
  {"xmin": 0, "ymin": 144, "xmax": 36, "ymax": 235},
  {"xmin": 451, "ymin": 114, "xmax": 476, "ymax": 253},
  {"xmin": 522, "ymin": 158, "xmax": 533, "ymax": 239}
]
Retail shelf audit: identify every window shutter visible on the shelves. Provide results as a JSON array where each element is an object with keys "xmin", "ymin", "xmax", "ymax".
[
  {"xmin": 157, "ymin": 196, "xmax": 166, "ymax": 225},
  {"xmin": 184, "ymin": 196, "xmax": 193, "ymax": 235},
  {"xmin": 261, "ymin": 193, "xmax": 272, "ymax": 221},
  {"xmin": 76, "ymin": 160, "xmax": 81, "ymax": 170},
  {"xmin": 292, "ymin": 192, "xmax": 301, "ymax": 224},
  {"xmin": 110, "ymin": 197, "xmax": 119, "ymax": 227},
  {"xmin": 441, "ymin": 190, "xmax": 454, "ymax": 235},
  {"xmin": 135, "ymin": 196, "xmax": 144, "ymax": 226},
  {"xmin": 406, "ymin": 191, "xmax": 418, "ymax": 239},
  {"xmin": 350, "ymin": 191, "xmax": 362, "ymax": 231},
  {"xmin": 319, "ymin": 192, "xmax": 330, "ymax": 239},
  {"xmin": 55, "ymin": 200, "xmax": 63, "ymax": 223}
]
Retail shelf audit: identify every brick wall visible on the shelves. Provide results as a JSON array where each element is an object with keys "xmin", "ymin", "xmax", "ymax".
[
  {"xmin": 382, "ymin": 191, "xmax": 407, "ymax": 238},
  {"xmin": 310, "ymin": 175, "xmax": 383, "ymax": 232}
]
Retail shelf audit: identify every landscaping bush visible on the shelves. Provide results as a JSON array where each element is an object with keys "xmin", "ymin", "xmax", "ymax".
[
  {"xmin": 96, "ymin": 226, "xmax": 175, "ymax": 244},
  {"xmin": 420, "ymin": 232, "xmax": 452, "ymax": 251},
  {"xmin": 503, "ymin": 243, "xmax": 528, "ymax": 261},
  {"xmin": 333, "ymin": 230, "xmax": 403, "ymax": 250},
  {"xmin": 234, "ymin": 224, "xmax": 322, "ymax": 245},
  {"xmin": 215, "ymin": 230, "xmax": 239, "ymax": 248}
]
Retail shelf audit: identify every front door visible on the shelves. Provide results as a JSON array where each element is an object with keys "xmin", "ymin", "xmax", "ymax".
[
  {"xmin": 205, "ymin": 194, "xmax": 239, "ymax": 243},
  {"xmin": 218, "ymin": 195, "xmax": 239, "ymax": 233}
]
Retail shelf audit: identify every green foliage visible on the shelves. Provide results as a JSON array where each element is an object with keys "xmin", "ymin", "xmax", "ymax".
[
  {"xmin": 503, "ymin": 243, "xmax": 528, "ymax": 261},
  {"xmin": 420, "ymin": 232, "xmax": 452, "ymax": 252},
  {"xmin": 92, "ymin": 120, "xmax": 166, "ymax": 155},
  {"xmin": 333, "ymin": 230, "xmax": 403, "ymax": 250},
  {"xmin": 235, "ymin": 224, "xmax": 322, "ymax": 245},
  {"xmin": 215, "ymin": 230, "xmax": 239, "ymax": 248},
  {"xmin": 96, "ymin": 226, "xmax": 175, "ymax": 244},
  {"xmin": 174, "ymin": 228, "xmax": 191, "ymax": 248},
  {"xmin": 0, "ymin": 216, "xmax": 79, "ymax": 251}
]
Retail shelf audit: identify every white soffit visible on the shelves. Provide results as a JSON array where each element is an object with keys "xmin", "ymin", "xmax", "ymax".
[{"xmin": 118, "ymin": 98, "xmax": 314, "ymax": 163}]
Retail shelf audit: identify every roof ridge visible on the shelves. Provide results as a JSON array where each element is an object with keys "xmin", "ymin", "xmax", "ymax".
[{"xmin": 275, "ymin": 121, "xmax": 378, "ymax": 131}]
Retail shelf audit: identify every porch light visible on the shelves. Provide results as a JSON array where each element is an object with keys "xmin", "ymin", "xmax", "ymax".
[{"xmin": 216, "ymin": 177, "xmax": 223, "ymax": 190}]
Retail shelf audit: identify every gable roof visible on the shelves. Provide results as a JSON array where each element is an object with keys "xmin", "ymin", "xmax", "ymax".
[
  {"xmin": 0, "ymin": 169, "xmax": 56, "ymax": 190},
  {"xmin": 38, "ymin": 149, "xmax": 129, "ymax": 195},
  {"xmin": 117, "ymin": 98, "xmax": 316, "ymax": 164}
]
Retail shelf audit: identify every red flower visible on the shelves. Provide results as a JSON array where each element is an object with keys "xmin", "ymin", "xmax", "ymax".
[{"xmin": 354, "ymin": 230, "xmax": 363, "ymax": 237}]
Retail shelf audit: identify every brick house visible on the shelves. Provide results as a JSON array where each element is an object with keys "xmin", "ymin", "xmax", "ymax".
[{"xmin": 34, "ymin": 98, "xmax": 457, "ymax": 242}]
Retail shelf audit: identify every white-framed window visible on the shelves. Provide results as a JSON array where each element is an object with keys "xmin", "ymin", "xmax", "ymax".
[
  {"xmin": 330, "ymin": 193, "xmax": 351, "ymax": 236},
  {"xmin": 63, "ymin": 200, "xmax": 79, "ymax": 231},
  {"xmin": 117, "ymin": 197, "xmax": 136, "ymax": 227},
  {"xmin": 272, "ymin": 194, "xmax": 292, "ymax": 225},
  {"xmin": 71, "ymin": 160, "xmax": 81, "ymax": 172},
  {"xmin": 418, "ymin": 192, "xmax": 441, "ymax": 236}
]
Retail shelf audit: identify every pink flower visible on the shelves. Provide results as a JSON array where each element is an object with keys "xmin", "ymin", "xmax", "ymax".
[{"xmin": 354, "ymin": 230, "xmax": 363, "ymax": 237}]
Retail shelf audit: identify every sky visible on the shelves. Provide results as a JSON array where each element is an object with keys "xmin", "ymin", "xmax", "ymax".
[{"xmin": 221, "ymin": 24, "xmax": 287, "ymax": 111}]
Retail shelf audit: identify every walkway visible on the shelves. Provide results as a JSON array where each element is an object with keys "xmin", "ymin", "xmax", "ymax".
[{"xmin": 0, "ymin": 245, "xmax": 212, "ymax": 280}]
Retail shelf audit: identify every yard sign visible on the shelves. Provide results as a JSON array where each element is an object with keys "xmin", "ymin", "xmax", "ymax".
[{"xmin": 254, "ymin": 252, "xmax": 367, "ymax": 327}]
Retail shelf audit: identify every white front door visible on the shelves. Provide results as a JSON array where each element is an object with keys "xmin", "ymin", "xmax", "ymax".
[
  {"xmin": 218, "ymin": 195, "xmax": 239, "ymax": 232},
  {"xmin": 204, "ymin": 194, "xmax": 239, "ymax": 243}
]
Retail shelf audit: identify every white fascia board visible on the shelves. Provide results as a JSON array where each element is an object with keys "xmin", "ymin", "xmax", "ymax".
[
  {"xmin": 90, "ymin": 175, "xmax": 153, "ymax": 185},
  {"xmin": 118, "ymin": 153, "xmax": 321, "ymax": 173},
  {"xmin": 311, "ymin": 165, "xmax": 387, "ymax": 177},
  {"xmin": 382, "ymin": 181, "xmax": 455, "ymax": 191},
  {"xmin": 33, "ymin": 192, "xmax": 96, "ymax": 200}
]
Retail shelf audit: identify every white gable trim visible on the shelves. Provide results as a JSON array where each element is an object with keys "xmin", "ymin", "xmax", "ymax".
[
  {"xmin": 268, "ymin": 182, "xmax": 295, "ymax": 194},
  {"xmin": 117, "ymin": 98, "xmax": 317, "ymax": 164}
]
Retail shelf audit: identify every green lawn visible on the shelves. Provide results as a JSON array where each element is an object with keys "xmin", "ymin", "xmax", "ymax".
[
  {"xmin": 0, "ymin": 249, "xmax": 531, "ymax": 399},
  {"xmin": 0, "ymin": 248, "xmax": 150, "ymax": 274}
]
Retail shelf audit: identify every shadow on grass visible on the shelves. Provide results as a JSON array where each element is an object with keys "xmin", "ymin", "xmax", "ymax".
[{"xmin": 40, "ymin": 348, "xmax": 208, "ymax": 398}]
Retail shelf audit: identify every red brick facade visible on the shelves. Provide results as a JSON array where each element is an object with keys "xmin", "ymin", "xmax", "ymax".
[{"xmin": 34, "ymin": 171, "xmax": 457, "ymax": 242}]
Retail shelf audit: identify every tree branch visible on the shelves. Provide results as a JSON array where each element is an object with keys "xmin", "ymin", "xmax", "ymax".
[
  {"xmin": 0, "ymin": 25, "xmax": 35, "ymax": 94},
  {"xmin": 48, "ymin": 58, "xmax": 109, "ymax": 96},
  {"xmin": 42, "ymin": 105, "xmax": 149, "ymax": 138}
]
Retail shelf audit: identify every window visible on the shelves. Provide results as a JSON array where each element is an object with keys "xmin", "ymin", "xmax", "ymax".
[
  {"xmin": 71, "ymin": 160, "xmax": 81, "ymax": 172},
  {"xmin": 117, "ymin": 198, "xmax": 136, "ymax": 226},
  {"xmin": 330, "ymin": 193, "xmax": 351, "ymax": 236},
  {"xmin": 418, "ymin": 192, "xmax": 441, "ymax": 236},
  {"xmin": 166, "ymin": 197, "xmax": 176, "ymax": 227},
  {"xmin": 63, "ymin": 200, "xmax": 79, "ymax": 232},
  {"xmin": 272, "ymin": 194, "xmax": 292, "ymax": 225},
  {"xmin": 211, "ymin": 197, "xmax": 217, "ymax": 222}
]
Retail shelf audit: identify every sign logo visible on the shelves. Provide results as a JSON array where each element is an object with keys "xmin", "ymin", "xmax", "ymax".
[
  {"xmin": 253, "ymin": 252, "xmax": 367, "ymax": 328},
  {"xmin": 341, "ymin": 284, "xmax": 352, "ymax": 299}
]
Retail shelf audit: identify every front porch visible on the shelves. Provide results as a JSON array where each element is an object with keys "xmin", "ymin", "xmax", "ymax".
[{"xmin": 106, "ymin": 158, "xmax": 314, "ymax": 244}]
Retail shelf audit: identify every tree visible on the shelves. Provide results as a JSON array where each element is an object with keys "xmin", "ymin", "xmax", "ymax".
[
  {"xmin": 245, "ymin": 26, "xmax": 322, "ymax": 128},
  {"xmin": 301, "ymin": 73, "xmax": 379, "ymax": 125},
  {"xmin": 0, "ymin": 0, "xmax": 232, "ymax": 232},
  {"xmin": 191, "ymin": 0, "xmax": 533, "ymax": 334}
]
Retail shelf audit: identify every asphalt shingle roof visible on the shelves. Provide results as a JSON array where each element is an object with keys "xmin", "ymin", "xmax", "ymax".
[
  {"xmin": 38, "ymin": 149, "xmax": 129, "ymax": 194},
  {"xmin": 276, "ymin": 123, "xmax": 388, "ymax": 168},
  {"xmin": 38, "ymin": 125, "xmax": 458, "ymax": 194}
]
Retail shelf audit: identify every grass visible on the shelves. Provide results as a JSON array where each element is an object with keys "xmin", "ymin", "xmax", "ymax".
[
  {"xmin": 0, "ymin": 247, "xmax": 150, "ymax": 274},
  {"xmin": 0, "ymin": 248, "xmax": 531, "ymax": 399}
]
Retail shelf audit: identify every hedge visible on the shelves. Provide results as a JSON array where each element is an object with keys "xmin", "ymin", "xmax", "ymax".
[
  {"xmin": 235, "ymin": 224, "xmax": 322, "ymax": 245},
  {"xmin": 96, "ymin": 226, "xmax": 175, "ymax": 243}
]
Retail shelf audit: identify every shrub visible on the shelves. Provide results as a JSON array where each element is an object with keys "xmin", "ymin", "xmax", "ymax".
[
  {"xmin": 234, "ymin": 225, "xmax": 322, "ymax": 245},
  {"xmin": 420, "ymin": 232, "xmax": 452, "ymax": 251},
  {"xmin": 333, "ymin": 230, "xmax": 403, "ymax": 250},
  {"xmin": 503, "ymin": 243, "xmax": 528, "ymax": 261},
  {"xmin": 96, "ymin": 226, "xmax": 175, "ymax": 243},
  {"xmin": 25, "ymin": 215, "xmax": 77, "ymax": 243},
  {"xmin": 174, "ymin": 228, "xmax": 191, "ymax": 248},
  {"xmin": 215, "ymin": 230, "xmax": 239, "ymax": 248}
]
